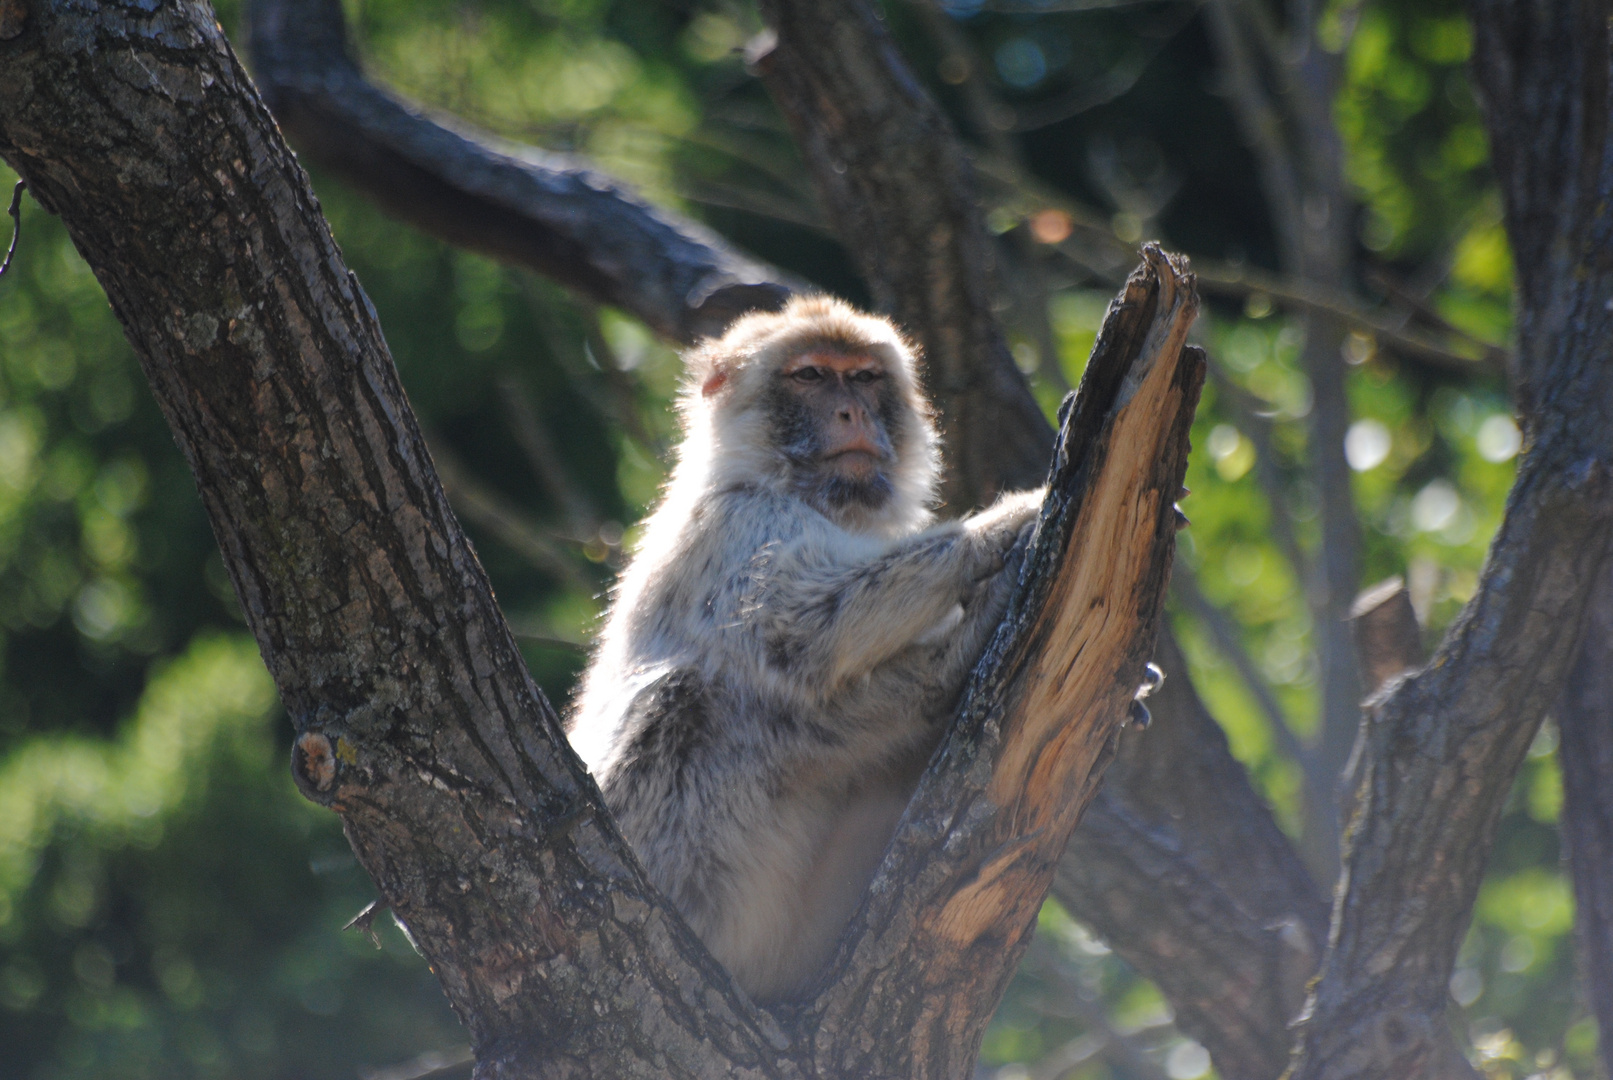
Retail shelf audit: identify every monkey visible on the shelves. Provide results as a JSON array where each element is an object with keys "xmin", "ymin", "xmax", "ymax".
[{"xmin": 567, "ymin": 295, "xmax": 1043, "ymax": 1002}]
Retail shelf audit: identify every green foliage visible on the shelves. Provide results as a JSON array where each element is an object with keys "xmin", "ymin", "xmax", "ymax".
[{"xmin": 0, "ymin": 635, "xmax": 462, "ymax": 1079}]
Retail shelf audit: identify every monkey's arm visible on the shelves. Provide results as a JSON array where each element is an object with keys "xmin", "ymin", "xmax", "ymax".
[{"xmin": 759, "ymin": 495, "xmax": 1041, "ymax": 689}]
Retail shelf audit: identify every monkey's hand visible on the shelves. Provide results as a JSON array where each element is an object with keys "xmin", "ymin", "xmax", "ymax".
[{"xmin": 960, "ymin": 488, "xmax": 1045, "ymax": 581}]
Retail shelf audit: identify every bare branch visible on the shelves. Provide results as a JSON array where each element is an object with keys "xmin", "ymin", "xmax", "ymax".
[
  {"xmin": 752, "ymin": 10, "xmax": 1338, "ymax": 1077},
  {"xmin": 1558, "ymin": 564, "xmax": 1613, "ymax": 1079},
  {"xmin": 0, "ymin": 7, "xmax": 789, "ymax": 1072},
  {"xmin": 244, "ymin": 0, "xmax": 791, "ymax": 344},
  {"xmin": 1193, "ymin": 264, "xmax": 1505, "ymax": 375},
  {"xmin": 1055, "ymin": 627, "xmax": 1327, "ymax": 1080}
]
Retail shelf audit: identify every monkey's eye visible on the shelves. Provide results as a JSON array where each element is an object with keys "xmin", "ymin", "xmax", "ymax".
[
  {"xmin": 848, "ymin": 369, "xmax": 884, "ymax": 385},
  {"xmin": 790, "ymin": 366, "xmax": 824, "ymax": 383}
]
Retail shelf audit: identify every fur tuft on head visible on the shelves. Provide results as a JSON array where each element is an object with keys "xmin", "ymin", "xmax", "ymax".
[{"xmin": 674, "ymin": 295, "xmax": 940, "ymax": 536}]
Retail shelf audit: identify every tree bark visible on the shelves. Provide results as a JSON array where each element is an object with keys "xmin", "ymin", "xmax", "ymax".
[
  {"xmin": 1285, "ymin": 4, "xmax": 1613, "ymax": 1074},
  {"xmin": 0, "ymin": 5, "xmax": 788, "ymax": 1075},
  {"xmin": 0, "ymin": 3, "xmax": 1204, "ymax": 1073},
  {"xmin": 800, "ymin": 246, "xmax": 1204, "ymax": 1076},
  {"xmin": 1558, "ymin": 563, "xmax": 1613, "ymax": 1079},
  {"xmin": 244, "ymin": 0, "xmax": 790, "ymax": 345},
  {"xmin": 1055, "ymin": 630, "xmax": 1327, "ymax": 1080}
]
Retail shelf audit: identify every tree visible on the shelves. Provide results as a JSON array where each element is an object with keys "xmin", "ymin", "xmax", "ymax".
[{"xmin": 0, "ymin": 0, "xmax": 1610, "ymax": 1077}]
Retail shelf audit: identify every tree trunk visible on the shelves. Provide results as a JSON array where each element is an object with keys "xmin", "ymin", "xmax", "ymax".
[{"xmin": 1558, "ymin": 564, "xmax": 1613, "ymax": 1078}]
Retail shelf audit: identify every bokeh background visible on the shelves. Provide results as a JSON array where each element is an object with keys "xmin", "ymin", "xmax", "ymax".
[{"xmin": 0, "ymin": 0, "xmax": 1580, "ymax": 1077}]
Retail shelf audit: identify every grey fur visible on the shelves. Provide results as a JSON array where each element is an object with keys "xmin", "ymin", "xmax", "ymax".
[{"xmin": 568, "ymin": 296, "xmax": 1041, "ymax": 1001}]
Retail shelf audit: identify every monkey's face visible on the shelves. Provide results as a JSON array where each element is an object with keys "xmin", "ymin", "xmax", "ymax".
[{"xmin": 771, "ymin": 350, "xmax": 901, "ymax": 516}]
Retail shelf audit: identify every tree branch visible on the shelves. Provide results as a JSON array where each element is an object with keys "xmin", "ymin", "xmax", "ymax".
[
  {"xmin": 750, "ymin": 8, "xmax": 1339, "ymax": 1077},
  {"xmin": 1558, "ymin": 563, "xmax": 1613, "ymax": 1080},
  {"xmin": 0, "ymin": 7, "xmax": 1210, "ymax": 1066},
  {"xmin": 1055, "ymin": 628, "xmax": 1327, "ymax": 1080},
  {"xmin": 0, "ymin": 6, "xmax": 786, "ymax": 1073},
  {"xmin": 244, "ymin": 0, "xmax": 791, "ymax": 344}
]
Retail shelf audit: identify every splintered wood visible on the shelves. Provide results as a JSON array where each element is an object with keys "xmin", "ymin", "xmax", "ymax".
[{"xmin": 928, "ymin": 244, "xmax": 1205, "ymax": 967}]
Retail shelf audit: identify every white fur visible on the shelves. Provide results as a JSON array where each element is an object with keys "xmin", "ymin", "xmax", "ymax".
[{"xmin": 568, "ymin": 296, "xmax": 1042, "ymax": 1000}]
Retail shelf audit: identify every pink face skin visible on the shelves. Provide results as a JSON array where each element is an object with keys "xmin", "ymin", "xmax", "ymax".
[{"xmin": 780, "ymin": 351, "xmax": 894, "ymax": 483}]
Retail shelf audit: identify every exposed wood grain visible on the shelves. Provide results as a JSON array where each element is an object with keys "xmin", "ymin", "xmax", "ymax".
[{"xmin": 1349, "ymin": 578, "xmax": 1426, "ymax": 695}]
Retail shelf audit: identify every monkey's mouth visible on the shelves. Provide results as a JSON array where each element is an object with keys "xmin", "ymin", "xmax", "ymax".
[{"xmin": 825, "ymin": 448, "xmax": 886, "ymax": 478}]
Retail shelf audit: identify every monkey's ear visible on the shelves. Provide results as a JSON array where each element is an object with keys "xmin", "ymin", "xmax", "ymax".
[{"xmin": 701, "ymin": 365, "xmax": 731, "ymax": 398}]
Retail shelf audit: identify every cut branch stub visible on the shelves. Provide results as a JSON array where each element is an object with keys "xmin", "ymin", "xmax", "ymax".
[
  {"xmin": 1349, "ymin": 577, "xmax": 1425, "ymax": 696},
  {"xmin": 810, "ymin": 245, "xmax": 1205, "ymax": 1078}
]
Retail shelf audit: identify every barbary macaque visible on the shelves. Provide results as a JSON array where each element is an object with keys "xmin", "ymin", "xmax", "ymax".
[{"xmin": 568, "ymin": 296, "xmax": 1042, "ymax": 1001}]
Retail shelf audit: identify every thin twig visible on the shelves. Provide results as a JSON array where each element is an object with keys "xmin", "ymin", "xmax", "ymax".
[
  {"xmin": 1194, "ymin": 262, "xmax": 1505, "ymax": 373},
  {"xmin": 496, "ymin": 374, "xmax": 601, "ymax": 539},
  {"xmin": 965, "ymin": 153, "xmax": 1507, "ymax": 374},
  {"xmin": 427, "ymin": 438, "xmax": 593, "ymax": 590},
  {"xmin": 0, "ymin": 180, "xmax": 25, "ymax": 280},
  {"xmin": 1205, "ymin": 363, "xmax": 1309, "ymax": 577},
  {"xmin": 1171, "ymin": 561, "xmax": 1316, "ymax": 774}
]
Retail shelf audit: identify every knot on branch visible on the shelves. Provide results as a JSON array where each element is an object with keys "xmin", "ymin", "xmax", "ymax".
[
  {"xmin": 0, "ymin": 0, "xmax": 26, "ymax": 41},
  {"xmin": 292, "ymin": 730, "xmax": 353, "ymax": 804}
]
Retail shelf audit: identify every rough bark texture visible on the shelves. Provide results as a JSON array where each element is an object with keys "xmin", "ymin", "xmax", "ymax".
[
  {"xmin": 7, "ymin": 0, "xmax": 1329, "ymax": 1070},
  {"xmin": 0, "ymin": 3, "xmax": 1204, "ymax": 1073},
  {"xmin": 1056, "ymin": 630, "xmax": 1327, "ymax": 1080},
  {"xmin": 1558, "ymin": 564, "xmax": 1613, "ymax": 1079},
  {"xmin": 1286, "ymin": 3, "xmax": 1613, "ymax": 1074},
  {"xmin": 243, "ymin": 9, "xmax": 1360, "ymax": 1065},
  {"xmin": 752, "ymin": 0, "xmax": 1051, "ymax": 509},
  {"xmin": 244, "ymin": 0, "xmax": 790, "ymax": 345}
]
